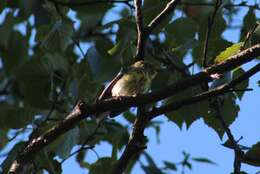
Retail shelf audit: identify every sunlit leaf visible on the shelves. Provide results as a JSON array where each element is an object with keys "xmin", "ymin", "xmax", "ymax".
[{"xmin": 214, "ymin": 42, "xmax": 243, "ymax": 63}]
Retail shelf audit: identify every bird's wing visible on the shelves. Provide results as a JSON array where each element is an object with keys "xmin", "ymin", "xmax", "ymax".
[{"xmin": 97, "ymin": 70, "xmax": 124, "ymax": 101}]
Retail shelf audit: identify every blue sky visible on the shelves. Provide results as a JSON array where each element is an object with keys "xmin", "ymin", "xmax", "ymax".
[{"xmin": 1, "ymin": 1, "xmax": 260, "ymax": 174}]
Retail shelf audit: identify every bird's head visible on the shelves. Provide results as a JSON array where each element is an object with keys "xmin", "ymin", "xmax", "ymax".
[{"xmin": 131, "ymin": 60, "xmax": 158, "ymax": 80}]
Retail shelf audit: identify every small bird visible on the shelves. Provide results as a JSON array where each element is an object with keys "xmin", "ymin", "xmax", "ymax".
[{"xmin": 96, "ymin": 60, "xmax": 158, "ymax": 120}]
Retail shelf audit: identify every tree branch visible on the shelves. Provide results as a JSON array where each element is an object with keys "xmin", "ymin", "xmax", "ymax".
[
  {"xmin": 8, "ymin": 44, "xmax": 260, "ymax": 173},
  {"xmin": 112, "ymin": 107, "xmax": 148, "ymax": 174}
]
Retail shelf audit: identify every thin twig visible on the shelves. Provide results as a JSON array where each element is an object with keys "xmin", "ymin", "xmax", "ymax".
[
  {"xmin": 60, "ymin": 145, "xmax": 94, "ymax": 164},
  {"xmin": 61, "ymin": 119, "xmax": 105, "ymax": 164},
  {"xmin": 211, "ymin": 100, "xmax": 242, "ymax": 173},
  {"xmin": 46, "ymin": 0, "xmax": 134, "ymax": 9},
  {"xmin": 242, "ymin": 22, "xmax": 260, "ymax": 49},
  {"xmin": 134, "ymin": 0, "xmax": 146, "ymax": 60},
  {"xmin": 0, "ymin": 78, "xmax": 14, "ymax": 96},
  {"xmin": 145, "ymin": 0, "xmax": 181, "ymax": 35},
  {"xmin": 180, "ymin": 1, "xmax": 260, "ymax": 10},
  {"xmin": 202, "ymin": 0, "xmax": 222, "ymax": 67}
]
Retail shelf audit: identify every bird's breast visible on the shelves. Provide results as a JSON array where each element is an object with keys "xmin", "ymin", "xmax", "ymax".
[{"xmin": 111, "ymin": 71, "xmax": 150, "ymax": 97}]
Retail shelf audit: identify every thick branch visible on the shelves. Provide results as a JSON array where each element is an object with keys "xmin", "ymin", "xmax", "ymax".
[
  {"xmin": 8, "ymin": 44, "xmax": 260, "ymax": 173},
  {"xmin": 112, "ymin": 108, "xmax": 148, "ymax": 174},
  {"xmin": 145, "ymin": 0, "xmax": 181, "ymax": 35}
]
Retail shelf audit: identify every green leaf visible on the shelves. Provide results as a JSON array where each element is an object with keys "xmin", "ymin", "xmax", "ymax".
[
  {"xmin": 255, "ymin": 23, "xmax": 260, "ymax": 36},
  {"xmin": 197, "ymin": 13, "xmax": 227, "ymax": 40},
  {"xmin": 76, "ymin": 150, "xmax": 90, "ymax": 168},
  {"xmin": 165, "ymin": 17, "xmax": 198, "ymax": 45},
  {"xmin": 165, "ymin": 86, "xmax": 210, "ymax": 129},
  {"xmin": 123, "ymin": 111, "xmax": 136, "ymax": 123},
  {"xmin": 191, "ymin": 157, "xmax": 216, "ymax": 165},
  {"xmin": 78, "ymin": 121, "xmax": 107, "ymax": 146},
  {"xmin": 54, "ymin": 127, "xmax": 79, "ymax": 159},
  {"xmin": 203, "ymin": 95, "xmax": 240, "ymax": 138},
  {"xmin": 73, "ymin": 2, "xmax": 112, "ymax": 32},
  {"xmin": 111, "ymin": 144, "xmax": 118, "ymax": 161},
  {"xmin": 151, "ymin": 70, "xmax": 170, "ymax": 91},
  {"xmin": 103, "ymin": 121, "xmax": 129, "ymax": 149},
  {"xmin": 89, "ymin": 157, "xmax": 115, "ymax": 174},
  {"xmin": 163, "ymin": 161, "xmax": 177, "ymax": 171},
  {"xmin": 214, "ymin": 42, "xmax": 243, "ymax": 63},
  {"xmin": 192, "ymin": 38, "xmax": 232, "ymax": 67},
  {"xmin": 232, "ymin": 68, "xmax": 249, "ymax": 100},
  {"xmin": 34, "ymin": 150, "xmax": 62, "ymax": 174},
  {"xmin": 243, "ymin": 142, "xmax": 260, "ymax": 166},
  {"xmin": 42, "ymin": 53, "xmax": 69, "ymax": 74},
  {"xmin": 15, "ymin": 58, "xmax": 52, "ymax": 109},
  {"xmin": 0, "ymin": 103, "xmax": 37, "ymax": 129},
  {"xmin": 241, "ymin": 8, "xmax": 257, "ymax": 39},
  {"xmin": 0, "ymin": 12, "xmax": 16, "ymax": 48},
  {"xmin": 1, "ymin": 31, "xmax": 29, "ymax": 74},
  {"xmin": 40, "ymin": 18, "xmax": 74, "ymax": 52},
  {"xmin": 108, "ymin": 40, "xmax": 125, "ymax": 56},
  {"xmin": 77, "ymin": 74, "xmax": 102, "ymax": 103},
  {"xmin": 141, "ymin": 152, "xmax": 165, "ymax": 174},
  {"xmin": 87, "ymin": 46, "xmax": 120, "ymax": 82}
]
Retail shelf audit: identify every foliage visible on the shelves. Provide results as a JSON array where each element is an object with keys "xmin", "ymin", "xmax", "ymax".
[{"xmin": 0, "ymin": 0, "xmax": 259, "ymax": 174}]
